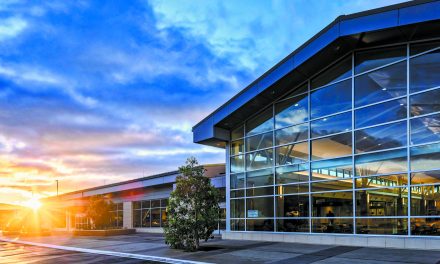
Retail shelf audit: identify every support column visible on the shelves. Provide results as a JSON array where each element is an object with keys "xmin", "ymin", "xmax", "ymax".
[{"xmin": 123, "ymin": 201, "xmax": 133, "ymax": 229}]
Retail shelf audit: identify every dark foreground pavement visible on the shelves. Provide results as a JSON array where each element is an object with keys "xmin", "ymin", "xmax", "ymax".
[{"xmin": 1, "ymin": 233, "xmax": 440, "ymax": 264}]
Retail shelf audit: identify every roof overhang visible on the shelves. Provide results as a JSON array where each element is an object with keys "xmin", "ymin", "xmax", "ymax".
[{"xmin": 192, "ymin": 0, "xmax": 440, "ymax": 147}]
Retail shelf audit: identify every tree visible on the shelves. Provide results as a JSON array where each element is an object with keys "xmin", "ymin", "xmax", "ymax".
[
  {"xmin": 164, "ymin": 157, "xmax": 220, "ymax": 251},
  {"xmin": 85, "ymin": 196, "xmax": 114, "ymax": 230}
]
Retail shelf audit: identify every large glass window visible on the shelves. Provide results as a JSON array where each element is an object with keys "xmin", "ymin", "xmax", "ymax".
[
  {"xmin": 355, "ymin": 149, "xmax": 407, "ymax": 176},
  {"xmin": 311, "ymin": 132, "xmax": 352, "ymax": 160},
  {"xmin": 355, "ymin": 174, "xmax": 407, "ymax": 189},
  {"xmin": 355, "ymin": 45, "xmax": 406, "ymax": 74},
  {"xmin": 231, "ymin": 125, "xmax": 244, "ymax": 140},
  {"xmin": 246, "ymin": 219, "xmax": 274, "ymax": 232},
  {"xmin": 276, "ymin": 194, "xmax": 309, "ymax": 218},
  {"xmin": 311, "ymin": 112, "xmax": 351, "ymax": 138},
  {"xmin": 355, "ymin": 98, "xmax": 407, "ymax": 128},
  {"xmin": 410, "ymin": 185, "xmax": 440, "ymax": 217},
  {"xmin": 411, "ymin": 113, "xmax": 440, "ymax": 145},
  {"xmin": 133, "ymin": 199, "xmax": 168, "ymax": 228},
  {"xmin": 246, "ymin": 108, "xmax": 273, "ymax": 136},
  {"xmin": 231, "ymin": 199, "xmax": 245, "ymax": 218},
  {"xmin": 276, "ymin": 163, "xmax": 309, "ymax": 184},
  {"xmin": 246, "ymin": 197, "xmax": 274, "ymax": 218},
  {"xmin": 246, "ymin": 168, "xmax": 273, "ymax": 187},
  {"xmin": 311, "ymin": 191, "xmax": 353, "ymax": 217},
  {"xmin": 311, "ymin": 180, "xmax": 353, "ymax": 192},
  {"xmin": 275, "ymin": 93, "xmax": 308, "ymax": 128},
  {"xmin": 275, "ymin": 123, "xmax": 308, "ymax": 146},
  {"xmin": 246, "ymin": 149, "xmax": 273, "ymax": 171},
  {"xmin": 356, "ymin": 188, "xmax": 408, "ymax": 217},
  {"xmin": 355, "ymin": 121, "xmax": 407, "ymax": 153},
  {"xmin": 410, "ymin": 48, "xmax": 440, "ymax": 93},
  {"xmin": 246, "ymin": 132, "xmax": 273, "ymax": 152},
  {"xmin": 311, "ymin": 156, "xmax": 353, "ymax": 181},
  {"xmin": 310, "ymin": 80, "xmax": 352, "ymax": 119},
  {"xmin": 275, "ymin": 141, "xmax": 308, "ymax": 166},
  {"xmin": 231, "ymin": 155, "xmax": 245, "ymax": 173},
  {"xmin": 356, "ymin": 218, "xmax": 407, "ymax": 235},
  {"xmin": 277, "ymin": 219, "xmax": 309, "ymax": 232},
  {"xmin": 354, "ymin": 61, "xmax": 406, "ymax": 107},
  {"xmin": 231, "ymin": 139, "xmax": 244, "ymax": 156},
  {"xmin": 411, "ymin": 218, "xmax": 440, "ymax": 236},
  {"xmin": 411, "ymin": 142, "xmax": 440, "ymax": 171},
  {"xmin": 276, "ymin": 183, "xmax": 309, "ymax": 195},
  {"xmin": 410, "ymin": 88, "xmax": 440, "ymax": 116},
  {"xmin": 312, "ymin": 218, "xmax": 353, "ymax": 234},
  {"xmin": 231, "ymin": 173, "xmax": 245, "ymax": 189},
  {"xmin": 411, "ymin": 170, "xmax": 440, "ymax": 185},
  {"xmin": 311, "ymin": 55, "xmax": 351, "ymax": 89}
]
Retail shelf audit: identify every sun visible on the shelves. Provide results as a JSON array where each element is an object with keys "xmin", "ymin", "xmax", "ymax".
[{"xmin": 23, "ymin": 198, "xmax": 42, "ymax": 210}]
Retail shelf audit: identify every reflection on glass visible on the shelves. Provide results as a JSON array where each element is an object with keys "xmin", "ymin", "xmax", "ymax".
[
  {"xmin": 311, "ymin": 55, "xmax": 351, "ymax": 89},
  {"xmin": 275, "ymin": 93, "xmax": 308, "ymax": 128},
  {"xmin": 246, "ymin": 197, "xmax": 274, "ymax": 218},
  {"xmin": 355, "ymin": 121, "xmax": 407, "ymax": 153},
  {"xmin": 230, "ymin": 189, "xmax": 244, "ymax": 198},
  {"xmin": 246, "ymin": 149, "xmax": 273, "ymax": 171},
  {"xmin": 141, "ymin": 209, "xmax": 151, "ymax": 227},
  {"xmin": 231, "ymin": 125, "xmax": 244, "ymax": 140},
  {"xmin": 411, "ymin": 218, "xmax": 440, "ymax": 236},
  {"xmin": 311, "ymin": 180, "xmax": 352, "ymax": 192},
  {"xmin": 311, "ymin": 156, "xmax": 353, "ymax": 181},
  {"xmin": 275, "ymin": 142, "xmax": 308, "ymax": 165},
  {"xmin": 411, "ymin": 113, "xmax": 440, "ymax": 145},
  {"xmin": 410, "ymin": 41, "xmax": 440, "ymax": 56},
  {"xmin": 231, "ymin": 139, "xmax": 244, "ymax": 156},
  {"xmin": 276, "ymin": 163, "xmax": 309, "ymax": 184},
  {"xmin": 411, "ymin": 170, "xmax": 440, "ymax": 185},
  {"xmin": 246, "ymin": 219, "xmax": 274, "ymax": 231},
  {"xmin": 246, "ymin": 132, "xmax": 273, "ymax": 152},
  {"xmin": 355, "ymin": 174, "xmax": 407, "ymax": 189},
  {"xmin": 410, "ymin": 185, "xmax": 440, "ymax": 217},
  {"xmin": 410, "ymin": 49, "xmax": 440, "ymax": 93},
  {"xmin": 276, "ymin": 183, "xmax": 309, "ymax": 195},
  {"xmin": 231, "ymin": 155, "xmax": 244, "ymax": 173},
  {"xmin": 356, "ymin": 188, "xmax": 408, "ymax": 217},
  {"xmin": 282, "ymin": 83, "xmax": 308, "ymax": 99},
  {"xmin": 355, "ymin": 61, "xmax": 406, "ymax": 107},
  {"xmin": 355, "ymin": 149, "xmax": 407, "ymax": 176},
  {"xmin": 311, "ymin": 112, "xmax": 351, "ymax": 138},
  {"xmin": 277, "ymin": 219, "xmax": 309, "ymax": 232},
  {"xmin": 312, "ymin": 191, "xmax": 353, "ymax": 217},
  {"xmin": 355, "ymin": 98, "xmax": 407, "ymax": 128},
  {"xmin": 411, "ymin": 142, "xmax": 440, "ymax": 171},
  {"xmin": 231, "ymin": 199, "xmax": 245, "ymax": 218},
  {"xmin": 275, "ymin": 123, "xmax": 308, "ymax": 146},
  {"xmin": 151, "ymin": 208, "xmax": 161, "ymax": 227},
  {"xmin": 312, "ymin": 218, "xmax": 353, "ymax": 233},
  {"xmin": 247, "ymin": 186, "xmax": 273, "ymax": 197},
  {"xmin": 246, "ymin": 108, "xmax": 273, "ymax": 136},
  {"xmin": 311, "ymin": 132, "xmax": 352, "ymax": 160},
  {"xmin": 231, "ymin": 173, "xmax": 245, "ymax": 189},
  {"xmin": 356, "ymin": 218, "xmax": 407, "ymax": 235},
  {"xmin": 133, "ymin": 210, "xmax": 141, "ymax": 228},
  {"xmin": 355, "ymin": 45, "xmax": 406, "ymax": 74},
  {"xmin": 276, "ymin": 194, "xmax": 309, "ymax": 217},
  {"xmin": 246, "ymin": 168, "xmax": 273, "ymax": 187},
  {"xmin": 311, "ymin": 80, "xmax": 352, "ymax": 119},
  {"xmin": 231, "ymin": 219, "xmax": 245, "ymax": 231},
  {"xmin": 410, "ymin": 88, "xmax": 440, "ymax": 116}
]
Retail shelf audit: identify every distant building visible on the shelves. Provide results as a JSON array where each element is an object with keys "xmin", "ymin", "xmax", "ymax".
[{"xmin": 193, "ymin": 0, "xmax": 440, "ymax": 248}]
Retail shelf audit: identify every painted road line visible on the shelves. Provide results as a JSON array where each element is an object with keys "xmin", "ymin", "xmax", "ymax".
[{"xmin": 0, "ymin": 237, "xmax": 211, "ymax": 264}]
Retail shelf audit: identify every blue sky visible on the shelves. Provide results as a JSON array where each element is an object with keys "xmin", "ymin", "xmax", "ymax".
[{"xmin": 0, "ymin": 0, "xmax": 405, "ymax": 205}]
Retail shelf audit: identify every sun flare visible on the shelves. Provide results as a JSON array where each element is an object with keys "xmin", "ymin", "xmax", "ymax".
[{"xmin": 23, "ymin": 198, "xmax": 42, "ymax": 210}]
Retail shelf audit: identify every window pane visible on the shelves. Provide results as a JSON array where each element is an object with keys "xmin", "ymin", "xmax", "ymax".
[
  {"xmin": 246, "ymin": 168, "xmax": 273, "ymax": 187},
  {"xmin": 311, "ymin": 179, "xmax": 353, "ymax": 192},
  {"xmin": 275, "ymin": 141, "xmax": 308, "ymax": 166},
  {"xmin": 231, "ymin": 189, "xmax": 244, "ymax": 198},
  {"xmin": 151, "ymin": 200, "xmax": 161, "ymax": 207},
  {"xmin": 246, "ymin": 219, "xmax": 274, "ymax": 232},
  {"xmin": 276, "ymin": 163, "xmax": 309, "ymax": 184},
  {"xmin": 231, "ymin": 219, "xmax": 245, "ymax": 231},
  {"xmin": 410, "ymin": 185, "xmax": 440, "ymax": 217},
  {"xmin": 277, "ymin": 219, "xmax": 309, "ymax": 232},
  {"xmin": 247, "ymin": 186, "xmax": 274, "ymax": 197},
  {"xmin": 355, "ymin": 98, "xmax": 407, "ymax": 128},
  {"xmin": 246, "ymin": 132, "xmax": 273, "ymax": 152},
  {"xmin": 410, "ymin": 48, "xmax": 440, "ymax": 93},
  {"xmin": 231, "ymin": 139, "xmax": 244, "ymax": 156},
  {"xmin": 411, "ymin": 142, "xmax": 440, "ymax": 171},
  {"xmin": 355, "ymin": 61, "xmax": 406, "ymax": 107},
  {"xmin": 246, "ymin": 108, "xmax": 273, "ymax": 136},
  {"xmin": 311, "ymin": 156, "xmax": 353, "ymax": 181},
  {"xmin": 355, "ymin": 121, "xmax": 407, "ymax": 153},
  {"xmin": 411, "ymin": 218, "xmax": 440, "ymax": 236},
  {"xmin": 355, "ymin": 45, "xmax": 406, "ymax": 74},
  {"xmin": 311, "ymin": 112, "xmax": 351, "ymax": 138},
  {"xmin": 142, "ymin": 200, "xmax": 150, "ymax": 208},
  {"xmin": 356, "ymin": 188, "xmax": 408, "ymax": 217},
  {"xmin": 410, "ymin": 88, "xmax": 440, "ymax": 116},
  {"xmin": 276, "ymin": 183, "xmax": 309, "ymax": 195},
  {"xmin": 276, "ymin": 194, "xmax": 309, "ymax": 217},
  {"xmin": 311, "ymin": 55, "xmax": 351, "ymax": 89},
  {"xmin": 411, "ymin": 170, "xmax": 440, "ymax": 185},
  {"xmin": 311, "ymin": 191, "xmax": 353, "ymax": 217},
  {"xmin": 275, "ymin": 93, "xmax": 308, "ymax": 128},
  {"xmin": 246, "ymin": 149, "xmax": 273, "ymax": 171},
  {"xmin": 151, "ymin": 208, "xmax": 161, "ymax": 227},
  {"xmin": 355, "ymin": 149, "xmax": 407, "ymax": 176},
  {"xmin": 356, "ymin": 218, "xmax": 408, "ymax": 235},
  {"xmin": 133, "ymin": 201, "xmax": 141, "ymax": 210},
  {"xmin": 133, "ymin": 209, "xmax": 141, "ymax": 227},
  {"xmin": 311, "ymin": 80, "xmax": 352, "ymax": 119},
  {"xmin": 311, "ymin": 132, "xmax": 352, "ymax": 160},
  {"xmin": 410, "ymin": 41, "xmax": 440, "ymax": 56},
  {"xmin": 282, "ymin": 83, "xmax": 308, "ymax": 99},
  {"xmin": 411, "ymin": 113, "xmax": 440, "ymax": 145},
  {"xmin": 355, "ymin": 174, "xmax": 407, "ymax": 189},
  {"xmin": 246, "ymin": 197, "xmax": 274, "ymax": 218},
  {"xmin": 231, "ymin": 173, "xmax": 245, "ymax": 189},
  {"xmin": 141, "ymin": 209, "xmax": 150, "ymax": 227},
  {"xmin": 312, "ymin": 218, "xmax": 353, "ymax": 234},
  {"xmin": 231, "ymin": 125, "xmax": 244, "ymax": 140},
  {"xmin": 231, "ymin": 199, "xmax": 245, "ymax": 218},
  {"xmin": 275, "ymin": 123, "xmax": 308, "ymax": 146},
  {"xmin": 231, "ymin": 155, "xmax": 244, "ymax": 173}
]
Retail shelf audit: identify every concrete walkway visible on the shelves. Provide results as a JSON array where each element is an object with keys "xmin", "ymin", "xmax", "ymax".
[{"xmin": 1, "ymin": 233, "xmax": 440, "ymax": 264}]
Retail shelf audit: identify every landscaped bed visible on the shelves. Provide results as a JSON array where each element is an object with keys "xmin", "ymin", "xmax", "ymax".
[{"xmin": 73, "ymin": 229, "xmax": 136, "ymax": 236}]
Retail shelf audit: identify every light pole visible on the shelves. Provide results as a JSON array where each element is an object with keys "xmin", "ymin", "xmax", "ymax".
[{"xmin": 56, "ymin": 180, "xmax": 59, "ymax": 197}]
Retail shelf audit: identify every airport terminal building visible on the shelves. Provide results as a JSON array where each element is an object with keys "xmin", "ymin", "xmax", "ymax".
[{"xmin": 193, "ymin": 0, "xmax": 440, "ymax": 248}]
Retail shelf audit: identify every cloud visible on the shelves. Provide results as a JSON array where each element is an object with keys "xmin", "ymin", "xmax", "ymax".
[{"xmin": 0, "ymin": 16, "xmax": 27, "ymax": 41}]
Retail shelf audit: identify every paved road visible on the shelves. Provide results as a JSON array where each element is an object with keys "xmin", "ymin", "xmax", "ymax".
[{"xmin": 0, "ymin": 241, "xmax": 157, "ymax": 264}]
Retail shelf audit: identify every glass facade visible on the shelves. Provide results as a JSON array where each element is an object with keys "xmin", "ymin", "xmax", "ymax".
[
  {"xmin": 229, "ymin": 40, "xmax": 440, "ymax": 236},
  {"xmin": 133, "ymin": 199, "xmax": 168, "ymax": 228}
]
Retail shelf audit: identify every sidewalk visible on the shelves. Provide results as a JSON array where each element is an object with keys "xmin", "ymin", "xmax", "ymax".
[{"xmin": 2, "ymin": 233, "xmax": 440, "ymax": 264}]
